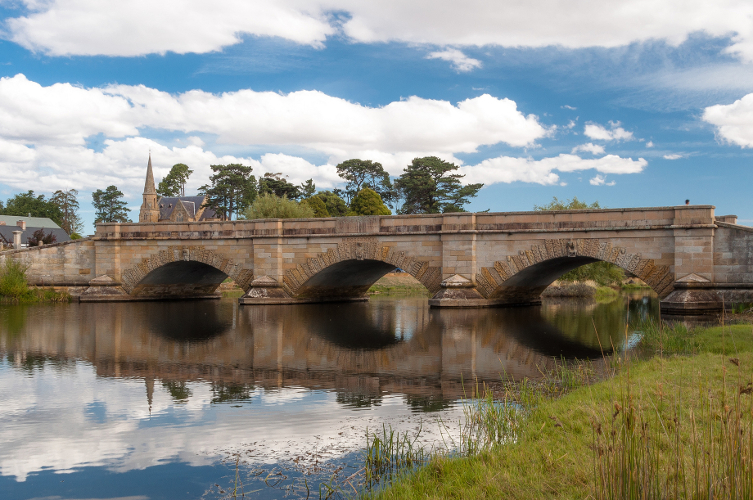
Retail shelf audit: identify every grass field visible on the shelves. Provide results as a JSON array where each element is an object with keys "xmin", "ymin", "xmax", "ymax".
[{"xmin": 367, "ymin": 319, "xmax": 753, "ymax": 500}]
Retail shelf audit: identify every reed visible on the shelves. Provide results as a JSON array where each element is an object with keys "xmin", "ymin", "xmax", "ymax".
[
  {"xmin": 364, "ymin": 422, "xmax": 429, "ymax": 487},
  {"xmin": 593, "ymin": 315, "xmax": 753, "ymax": 499}
]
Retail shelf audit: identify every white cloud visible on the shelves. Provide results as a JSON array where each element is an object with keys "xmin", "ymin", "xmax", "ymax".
[
  {"xmin": 584, "ymin": 122, "xmax": 634, "ymax": 141},
  {"xmin": 561, "ymin": 105, "xmax": 577, "ymax": 110},
  {"xmin": 663, "ymin": 153, "xmax": 683, "ymax": 159},
  {"xmin": 0, "ymin": 74, "xmax": 546, "ymax": 166},
  {"xmin": 0, "ymin": 74, "xmax": 651, "ymax": 199},
  {"xmin": 571, "ymin": 142, "xmax": 605, "ymax": 155},
  {"xmin": 0, "ymin": 74, "xmax": 551, "ymax": 195},
  {"xmin": 646, "ymin": 140, "xmax": 654, "ymax": 147},
  {"xmin": 426, "ymin": 48, "xmax": 482, "ymax": 72},
  {"xmin": 590, "ymin": 174, "xmax": 616, "ymax": 186},
  {"xmin": 459, "ymin": 154, "xmax": 646, "ymax": 186},
  {"xmin": 6, "ymin": 0, "xmax": 334, "ymax": 56},
  {"xmin": 6, "ymin": 1, "xmax": 753, "ymax": 61},
  {"xmin": 703, "ymin": 93, "xmax": 753, "ymax": 147}
]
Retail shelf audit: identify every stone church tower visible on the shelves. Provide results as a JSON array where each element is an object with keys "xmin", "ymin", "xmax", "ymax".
[{"xmin": 139, "ymin": 154, "xmax": 160, "ymax": 223}]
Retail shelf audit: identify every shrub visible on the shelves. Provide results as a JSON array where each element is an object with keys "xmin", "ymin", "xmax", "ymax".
[
  {"xmin": 242, "ymin": 193, "xmax": 315, "ymax": 220},
  {"xmin": 348, "ymin": 188, "xmax": 391, "ymax": 216},
  {"xmin": 301, "ymin": 196, "xmax": 329, "ymax": 217},
  {"xmin": 312, "ymin": 191, "xmax": 348, "ymax": 217},
  {"xmin": 0, "ymin": 259, "xmax": 30, "ymax": 299},
  {"xmin": 559, "ymin": 261, "xmax": 625, "ymax": 286},
  {"xmin": 27, "ymin": 229, "xmax": 56, "ymax": 246}
]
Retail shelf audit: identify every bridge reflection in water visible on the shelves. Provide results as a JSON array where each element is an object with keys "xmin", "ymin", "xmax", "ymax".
[{"xmin": 0, "ymin": 294, "xmax": 657, "ymax": 405}]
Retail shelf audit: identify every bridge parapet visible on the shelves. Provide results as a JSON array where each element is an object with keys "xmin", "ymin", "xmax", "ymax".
[{"xmin": 93, "ymin": 205, "xmax": 716, "ymax": 240}]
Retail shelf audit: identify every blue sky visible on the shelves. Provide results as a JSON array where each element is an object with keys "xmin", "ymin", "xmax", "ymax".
[{"xmin": 1, "ymin": 1, "xmax": 753, "ymax": 230}]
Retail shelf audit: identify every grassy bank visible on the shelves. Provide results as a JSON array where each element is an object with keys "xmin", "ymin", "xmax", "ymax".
[
  {"xmin": 369, "ymin": 273, "xmax": 431, "ymax": 296},
  {"xmin": 0, "ymin": 259, "xmax": 69, "ymax": 303},
  {"xmin": 367, "ymin": 320, "xmax": 753, "ymax": 499}
]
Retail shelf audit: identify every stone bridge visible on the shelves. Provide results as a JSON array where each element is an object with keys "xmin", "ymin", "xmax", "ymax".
[{"xmin": 2, "ymin": 205, "xmax": 752, "ymax": 312}]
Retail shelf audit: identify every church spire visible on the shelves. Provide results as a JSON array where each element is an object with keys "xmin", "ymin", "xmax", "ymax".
[
  {"xmin": 144, "ymin": 153, "xmax": 157, "ymax": 195},
  {"xmin": 139, "ymin": 153, "xmax": 160, "ymax": 223}
]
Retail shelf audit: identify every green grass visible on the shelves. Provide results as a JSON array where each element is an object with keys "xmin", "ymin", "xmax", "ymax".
[
  {"xmin": 0, "ymin": 259, "xmax": 70, "ymax": 303},
  {"xmin": 594, "ymin": 286, "xmax": 619, "ymax": 302},
  {"xmin": 367, "ymin": 319, "xmax": 753, "ymax": 499}
]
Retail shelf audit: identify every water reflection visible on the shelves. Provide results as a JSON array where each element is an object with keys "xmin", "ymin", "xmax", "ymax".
[
  {"xmin": 0, "ymin": 294, "xmax": 659, "ymax": 401},
  {"xmin": 0, "ymin": 293, "xmax": 657, "ymax": 496}
]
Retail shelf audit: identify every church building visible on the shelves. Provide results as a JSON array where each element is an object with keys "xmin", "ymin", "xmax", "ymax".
[{"xmin": 139, "ymin": 155, "xmax": 218, "ymax": 223}]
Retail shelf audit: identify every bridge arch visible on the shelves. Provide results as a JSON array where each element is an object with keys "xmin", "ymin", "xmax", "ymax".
[
  {"xmin": 121, "ymin": 246, "xmax": 254, "ymax": 297},
  {"xmin": 281, "ymin": 238, "xmax": 442, "ymax": 299},
  {"xmin": 475, "ymin": 238, "xmax": 675, "ymax": 303}
]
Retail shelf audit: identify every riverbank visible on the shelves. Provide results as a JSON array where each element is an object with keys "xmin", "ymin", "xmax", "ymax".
[
  {"xmin": 0, "ymin": 260, "xmax": 70, "ymax": 303},
  {"xmin": 368, "ymin": 318, "xmax": 753, "ymax": 499},
  {"xmin": 369, "ymin": 272, "xmax": 431, "ymax": 296}
]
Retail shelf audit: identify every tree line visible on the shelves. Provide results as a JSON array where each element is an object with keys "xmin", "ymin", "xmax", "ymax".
[
  {"xmin": 0, "ymin": 155, "xmax": 485, "ymax": 234},
  {"xmin": 197, "ymin": 156, "xmax": 485, "ymax": 221}
]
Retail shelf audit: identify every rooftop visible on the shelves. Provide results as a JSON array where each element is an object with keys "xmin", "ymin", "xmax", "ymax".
[{"xmin": 0, "ymin": 215, "xmax": 62, "ymax": 229}]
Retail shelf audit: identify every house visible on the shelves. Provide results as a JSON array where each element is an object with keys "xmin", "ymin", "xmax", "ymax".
[
  {"xmin": 0, "ymin": 216, "xmax": 70, "ymax": 249},
  {"xmin": 138, "ymin": 155, "xmax": 217, "ymax": 223}
]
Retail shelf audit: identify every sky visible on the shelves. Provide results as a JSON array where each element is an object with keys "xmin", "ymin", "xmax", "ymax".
[{"xmin": 1, "ymin": 0, "xmax": 753, "ymax": 230}]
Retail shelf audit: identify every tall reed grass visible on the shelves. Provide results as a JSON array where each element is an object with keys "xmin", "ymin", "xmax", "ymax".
[
  {"xmin": 593, "ymin": 317, "xmax": 753, "ymax": 499},
  {"xmin": 363, "ymin": 362, "xmax": 598, "ymax": 493},
  {"xmin": 363, "ymin": 385, "xmax": 521, "ymax": 491}
]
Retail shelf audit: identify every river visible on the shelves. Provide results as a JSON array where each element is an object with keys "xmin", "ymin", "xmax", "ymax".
[{"xmin": 0, "ymin": 292, "xmax": 657, "ymax": 499}]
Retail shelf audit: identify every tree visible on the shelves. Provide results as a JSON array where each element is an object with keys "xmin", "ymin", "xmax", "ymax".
[
  {"xmin": 335, "ymin": 159, "xmax": 396, "ymax": 206},
  {"xmin": 534, "ymin": 197, "xmax": 623, "ymax": 285},
  {"xmin": 394, "ymin": 157, "xmax": 483, "ymax": 214},
  {"xmin": 301, "ymin": 196, "xmax": 329, "ymax": 217},
  {"xmin": 50, "ymin": 189, "xmax": 83, "ymax": 236},
  {"xmin": 534, "ymin": 196, "xmax": 601, "ymax": 211},
  {"xmin": 300, "ymin": 179, "xmax": 316, "ymax": 199},
  {"xmin": 92, "ymin": 185, "xmax": 130, "ymax": 226},
  {"xmin": 348, "ymin": 188, "xmax": 391, "ymax": 216},
  {"xmin": 258, "ymin": 173, "xmax": 301, "ymax": 200},
  {"xmin": 2, "ymin": 191, "xmax": 64, "ymax": 225},
  {"xmin": 311, "ymin": 191, "xmax": 348, "ymax": 217},
  {"xmin": 243, "ymin": 193, "xmax": 315, "ymax": 220},
  {"xmin": 157, "ymin": 163, "xmax": 193, "ymax": 197},
  {"xmin": 199, "ymin": 164, "xmax": 257, "ymax": 221}
]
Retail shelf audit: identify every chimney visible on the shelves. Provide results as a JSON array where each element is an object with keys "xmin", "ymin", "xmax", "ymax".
[
  {"xmin": 0, "ymin": 221, "xmax": 6, "ymax": 225},
  {"xmin": 17, "ymin": 220, "xmax": 26, "ymax": 231},
  {"xmin": 13, "ymin": 230, "xmax": 22, "ymax": 248}
]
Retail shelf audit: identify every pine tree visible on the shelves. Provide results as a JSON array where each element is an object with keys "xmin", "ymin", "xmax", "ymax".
[
  {"xmin": 199, "ymin": 164, "xmax": 257, "ymax": 220},
  {"xmin": 258, "ymin": 173, "xmax": 301, "ymax": 200},
  {"xmin": 395, "ymin": 157, "xmax": 483, "ymax": 214},
  {"xmin": 157, "ymin": 163, "xmax": 194, "ymax": 197},
  {"xmin": 300, "ymin": 179, "xmax": 316, "ymax": 199},
  {"xmin": 92, "ymin": 186, "xmax": 130, "ymax": 226},
  {"xmin": 335, "ymin": 159, "xmax": 396, "ymax": 206}
]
